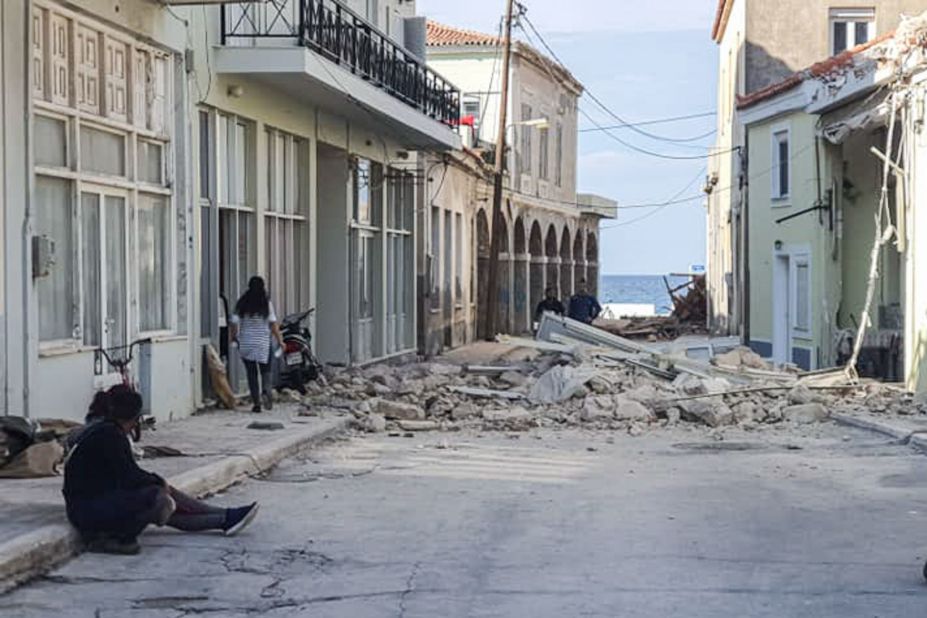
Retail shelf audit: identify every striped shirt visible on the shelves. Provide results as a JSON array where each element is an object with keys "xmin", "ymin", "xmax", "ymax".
[{"xmin": 231, "ymin": 302, "xmax": 277, "ymax": 363}]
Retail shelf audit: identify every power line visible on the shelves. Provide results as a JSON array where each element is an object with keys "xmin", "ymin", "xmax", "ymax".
[
  {"xmin": 581, "ymin": 124, "xmax": 717, "ymax": 143},
  {"xmin": 519, "ymin": 11, "xmax": 714, "ymax": 146},
  {"xmin": 578, "ymin": 111, "xmax": 717, "ymax": 131},
  {"xmin": 601, "ymin": 167, "xmax": 706, "ymax": 229},
  {"xmin": 514, "ymin": 19, "xmax": 733, "ymax": 161}
]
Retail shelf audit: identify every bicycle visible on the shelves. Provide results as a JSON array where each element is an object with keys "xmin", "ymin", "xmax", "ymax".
[{"xmin": 94, "ymin": 337, "xmax": 154, "ymax": 441}]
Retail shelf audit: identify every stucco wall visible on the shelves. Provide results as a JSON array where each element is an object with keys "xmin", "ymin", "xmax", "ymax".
[{"xmin": 744, "ymin": 0, "xmax": 927, "ymax": 92}]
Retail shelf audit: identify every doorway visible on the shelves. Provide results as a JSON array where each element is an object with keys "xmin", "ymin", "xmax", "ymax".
[{"xmin": 772, "ymin": 253, "xmax": 791, "ymax": 365}]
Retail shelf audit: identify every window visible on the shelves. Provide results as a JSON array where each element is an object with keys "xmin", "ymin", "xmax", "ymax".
[
  {"xmin": 32, "ymin": 4, "xmax": 175, "ymax": 345},
  {"xmin": 366, "ymin": 0, "xmax": 379, "ymax": 27},
  {"xmin": 138, "ymin": 194, "xmax": 171, "ymax": 331},
  {"xmin": 430, "ymin": 206, "xmax": 440, "ymax": 310},
  {"xmin": 386, "ymin": 170, "xmax": 414, "ymax": 352},
  {"xmin": 830, "ymin": 8, "xmax": 874, "ymax": 55},
  {"xmin": 771, "ymin": 128, "xmax": 790, "ymax": 200},
  {"xmin": 463, "ymin": 97, "xmax": 481, "ymax": 125},
  {"xmin": 538, "ymin": 126, "xmax": 550, "ymax": 181},
  {"xmin": 555, "ymin": 122, "xmax": 563, "ymax": 187},
  {"xmin": 520, "ymin": 103, "xmax": 533, "ymax": 174},
  {"xmin": 793, "ymin": 256, "xmax": 811, "ymax": 332},
  {"xmin": 264, "ymin": 128, "xmax": 310, "ymax": 317},
  {"xmin": 454, "ymin": 213, "xmax": 463, "ymax": 304}
]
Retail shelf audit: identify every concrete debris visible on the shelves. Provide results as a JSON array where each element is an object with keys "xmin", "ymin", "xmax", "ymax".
[{"xmin": 313, "ymin": 314, "xmax": 919, "ymax": 436}]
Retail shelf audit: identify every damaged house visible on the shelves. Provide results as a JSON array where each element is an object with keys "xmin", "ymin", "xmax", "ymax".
[{"xmin": 739, "ymin": 12, "xmax": 927, "ymax": 390}]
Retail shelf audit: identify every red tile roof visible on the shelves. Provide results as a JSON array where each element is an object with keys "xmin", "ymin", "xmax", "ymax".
[
  {"xmin": 736, "ymin": 32, "xmax": 892, "ymax": 110},
  {"xmin": 426, "ymin": 21, "xmax": 502, "ymax": 48}
]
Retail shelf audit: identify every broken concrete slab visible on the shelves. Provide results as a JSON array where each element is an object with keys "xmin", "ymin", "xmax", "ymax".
[
  {"xmin": 372, "ymin": 399, "xmax": 426, "ymax": 421},
  {"xmin": 449, "ymin": 386, "xmax": 525, "ymax": 400},
  {"xmin": 397, "ymin": 420, "xmax": 439, "ymax": 432},
  {"xmin": 783, "ymin": 403, "xmax": 829, "ymax": 424},
  {"xmin": 614, "ymin": 398, "xmax": 654, "ymax": 421},
  {"xmin": 528, "ymin": 365, "xmax": 598, "ymax": 404}
]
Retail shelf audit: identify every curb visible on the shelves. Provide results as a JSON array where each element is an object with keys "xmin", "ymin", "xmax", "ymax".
[
  {"xmin": 0, "ymin": 417, "xmax": 351, "ymax": 594},
  {"xmin": 830, "ymin": 412, "xmax": 915, "ymax": 442}
]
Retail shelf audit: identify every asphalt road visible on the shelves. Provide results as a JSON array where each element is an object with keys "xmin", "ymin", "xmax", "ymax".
[{"xmin": 4, "ymin": 423, "xmax": 927, "ymax": 617}]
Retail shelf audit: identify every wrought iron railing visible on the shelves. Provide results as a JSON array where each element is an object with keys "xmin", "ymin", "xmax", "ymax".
[{"xmin": 221, "ymin": 0, "xmax": 460, "ymax": 127}]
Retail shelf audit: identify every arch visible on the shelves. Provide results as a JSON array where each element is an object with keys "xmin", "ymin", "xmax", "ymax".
[
  {"xmin": 529, "ymin": 221, "xmax": 544, "ymax": 324},
  {"xmin": 545, "ymin": 225, "xmax": 558, "ymax": 257},
  {"xmin": 475, "ymin": 210, "xmax": 491, "ymax": 339},
  {"xmin": 585, "ymin": 231, "xmax": 599, "ymax": 296},
  {"xmin": 513, "ymin": 217, "xmax": 526, "ymax": 255},
  {"xmin": 545, "ymin": 224, "xmax": 560, "ymax": 299},
  {"xmin": 573, "ymin": 229, "xmax": 585, "ymax": 298},
  {"xmin": 560, "ymin": 226, "xmax": 573, "ymax": 299},
  {"xmin": 495, "ymin": 215, "xmax": 510, "ymax": 334},
  {"xmin": 512, "ymin": 217, "xmax": 528, "ymax": 333}
]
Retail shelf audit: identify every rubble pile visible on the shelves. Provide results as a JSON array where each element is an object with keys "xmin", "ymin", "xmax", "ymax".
[{"xmin": 293, "ymin": 314, "xmax": 919, "ymax": 436}]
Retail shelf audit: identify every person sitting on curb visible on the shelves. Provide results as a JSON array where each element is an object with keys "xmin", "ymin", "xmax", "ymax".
[
  {"xmin": 568, "ymin": 279, "xmax": 603, "ymax": 325},
  {"xmin": 63, "ymin": 385, "xmax": 259, "ymax": 555}
]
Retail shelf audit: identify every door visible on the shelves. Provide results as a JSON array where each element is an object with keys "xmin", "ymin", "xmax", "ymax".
[
  {"xmin": 351, "ymin": 230, "xmax": 376, "ymax": 362},
  {"xmin": 219, "ymin": 208, "xmax": 255, "ymax": 392},
  {"xmin": 82, "ymin": 187, "xmax": 128, "ymax": 376},
  {"xmin": 772, "ymin": 253, "xmax": 791, "ymax": 365}
]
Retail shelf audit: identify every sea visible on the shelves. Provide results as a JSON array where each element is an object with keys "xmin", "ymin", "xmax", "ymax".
[{"xmin": 598, "ymin": 274, "xmax": 692, "ymax": 317}]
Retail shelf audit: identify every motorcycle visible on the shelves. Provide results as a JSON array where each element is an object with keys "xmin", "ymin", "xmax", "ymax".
[{"xmin": 276, "ymin": 308, "xmax": 322, "ymax": 394}]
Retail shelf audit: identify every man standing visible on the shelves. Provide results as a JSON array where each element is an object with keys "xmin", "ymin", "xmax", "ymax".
[
  {"xmin": 568, "ymin": 279, "xmax": 602, "ymax": 324},
  {"xmin": 535, "ymin": 287, "xmax": 565, "ymax": 323}
]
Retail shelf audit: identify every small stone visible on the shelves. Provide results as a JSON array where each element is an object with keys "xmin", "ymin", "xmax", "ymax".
[
  {"xmin": 665, "ymin": 408, "xmax": 681, "ymax": 425},
  {"xmin": 397, "ymin": 420, "xmax": 439, "ymax": 432},
  {"xmin": 450, "ymin": 402, "xmax": 481, "ymax": 421},
  {"xmin": 366, "ymin": 382, "xmax": 393, "ymax": 396},
  {"xmin": 783, "ymin": 403, "xmax": 829, "ymax": 424},
  {"xmin": 498, "ymin": 371, "xmax": 528, "ymax": 387},
  {"xmin": 362, "ymin": 414, "xmax": 387, "ymax": 433}
]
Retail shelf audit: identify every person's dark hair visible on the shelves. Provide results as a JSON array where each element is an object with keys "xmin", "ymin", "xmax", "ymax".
[
  {"xmin": 87, "ymin": 384, "xmax": 143, "ymax": 423},
  {"xmin": 235, "ymin": 276, "xmax": 270, "ymax": 318}
]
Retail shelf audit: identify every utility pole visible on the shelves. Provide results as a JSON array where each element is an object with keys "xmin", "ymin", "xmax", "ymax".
[{"xmin": 483, "ymin": 0, "xmax": 516, "ymax": 340}]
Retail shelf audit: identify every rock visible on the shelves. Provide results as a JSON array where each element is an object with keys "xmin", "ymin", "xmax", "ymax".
[
  {"xmin": 366, "ymin": 382, "xmax": 393, "ymax": 396},
  {"xmin": 361, "ymin": 414, "xmax": 387, "ymax": 433},
  {"xmin": 701, "ymin": 377, "xmax": 732, "ymax": 395},
  {"xmin": 353, "ymin": 400, "xmax": 372, "ymax": 415},
  {"xmin": 372, "ymin": 399, "xmax": 425, "ymax": 421},
  {"xmin": 665, "ymin": 407, "xmax": 681, "ymax": 425},
  {"xmin": 279, "ymin": 388, "xmax": 302, "ymax": 403},
  {"xmin": 396, "ymin": 380, "xmax": 423, "ymax": 396},
  {"xmin": 622, "ymin": 385, "xmax": 659, "ymax": 405},
  {"xmin": 482, "ymin": 407, "xmax": 535, "ymax": 430},
  {"xmin": 581, "ymin": 396, "xmax": 616, "ymax": 422},
  {"xmin": 673, "ymin": 374, "xmax": 706, "ymax": 396},
  {"xmin": 787, "ymin": 384, "xmax": 820, "ymax": 405},
  {"xmin": 614, "ymin": 398, "xmax": 654, "ymax": 421},
  {"xmin": 713, "ymin": 347, "xmax": 770, "ymax": 371},
  {"xmin": 783, "ymin": 403, "xmax": 829, "ymax": 424},
  {"xmin": 426, "ymin": 397, "xmax": 456, "ymax": 418},
  {"xmin": 450, "ymin": 402, "xmax": 481, "ymax": 420},
  {"xmin": 732, "ymin": 401, "xmax": 756, "ymax": 424},
  {"xmin": 422, "ymin": 375, "xmax": 451, "ymax": 390},
  {"xmin": 397, "ymin": 420, "xmax": 439, "ymax": 432},
  {"xmin": 680, "ymin": 400, "xmax": 734, "ymax": 427},
  {"xmin": 587, "ymin": 375, "xmax": 613, "ymax": 395},
  {"xmin": 498, "ymin": 371, "xmax": 528, "ymax": 388}
]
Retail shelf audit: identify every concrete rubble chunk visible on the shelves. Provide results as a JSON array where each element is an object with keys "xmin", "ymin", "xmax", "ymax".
[
  {"xmin": 498, "ymin": 370, "xmax": 528, "ymax": 388},
  {"xmin": 361, "ymin": 414, "xmax": 387, "ymax": 433},
  {"xmin": 450, "ymin": 402, "xmax": 481, "ymax": 420},
  {"xmin": 680, "ymin": 399, "xmax": 734, "ymax": 427},
  {"xmin": 397, "ymin": 420, "xmax": 439, "ymax": 432},
  {"xmin": 783, "ymin": 403, "xmax": 829, "ymax": 424},
  {"xmin": 614, "ymin": 398, "xmax": 654, "ymax": 421},
  {"xmin": 787, "ymin": 384, "xmax": 821, "ymax": 405},
  {"xmin": 713, "ymin": 347, "xmax": 770, "ymax": 371},
  {"xmin": 371, "ymin": 398, "xmax": 426, "ymax": 421},
  {"xmin": 482, "ymin": 407, "xmax": 535, "ymax": 430},
  {"xmin": 528, "ymin": 365, "xmax": 598, "ymax": 404},
  {"xmin": 673, "ymin": 374, "xmax": 706, "ymax": 396},
  {"xmin": 581, "ymin": 396, "xmax": 616, "ymax": 421}
]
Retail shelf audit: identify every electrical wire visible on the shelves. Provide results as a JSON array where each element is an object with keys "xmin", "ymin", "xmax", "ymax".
[
  {"xmin": 519, "ymin": 11, "xmax": 716, "ymax": 146},
  {"xmin": 578, "ymin": 111, "xmax": 717, "ymax": 131},
  {"xmin": 600, "ymin": 167, "xmax": 706, "ymax": 229}
]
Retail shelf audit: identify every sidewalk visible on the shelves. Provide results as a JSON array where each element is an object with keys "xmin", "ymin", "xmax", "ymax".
[
  {"xmin": 831, "ymin": 409, "xmax": 927, "ymax": 446},
  {"xmin": 0, "ymin": 403, "xmax": 352, "ymax": 593}
]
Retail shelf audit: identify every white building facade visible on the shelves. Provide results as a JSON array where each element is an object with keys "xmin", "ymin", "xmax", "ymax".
[{"xmin": 3, "ymin": 0, "xmax": 460, "ymax": 422}]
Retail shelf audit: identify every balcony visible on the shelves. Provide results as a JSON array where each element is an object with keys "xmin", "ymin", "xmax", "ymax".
[{"xmin": 218, "ymin": 0, "xmax": 461, "ymax": 149}]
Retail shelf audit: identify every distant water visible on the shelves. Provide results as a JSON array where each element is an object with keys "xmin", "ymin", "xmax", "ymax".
[{"xmin": 599, "ymin": 275, "xmax": 691, "ymax": 316}]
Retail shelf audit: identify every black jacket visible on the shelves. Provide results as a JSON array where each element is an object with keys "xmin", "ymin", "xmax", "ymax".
[
  {"xmin": 63, "ymin": 421, "xmax": 162, "ymax": 503},
  {"xmin": 535, "ymin": 298, "xmax": 565, "ymax": 321}
]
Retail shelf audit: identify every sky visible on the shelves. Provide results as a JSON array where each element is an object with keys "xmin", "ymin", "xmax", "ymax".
[{"xmin": 418, "ymin": 0, "xmax": 719, "ymax": 275}]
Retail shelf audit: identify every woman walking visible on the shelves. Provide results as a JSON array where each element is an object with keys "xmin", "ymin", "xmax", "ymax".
[{"xmin": 231, "ymin": 276, "xmax": 284, "ymax": 413}]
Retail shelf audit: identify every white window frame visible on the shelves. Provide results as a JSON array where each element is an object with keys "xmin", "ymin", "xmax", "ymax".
[
  {"xmin": 829, "ymin": 8, "xmax": 875, "ymax": 56},
  {"xmin": 770, "ymin": 124, "xmax": 790, "ymax": 203},
  {"xmin": 32, "ymin": 0, "xmax": 176, "ymax": 350},
  {"xmin": 790, "ymin": 253, "xmax": 812, "ymax": 335}
]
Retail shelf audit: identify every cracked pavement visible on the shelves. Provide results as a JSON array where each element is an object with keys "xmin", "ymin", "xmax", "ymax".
[{"xmin": 3, "ymin": 422, "xmax": 927, "ymax": 616}]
